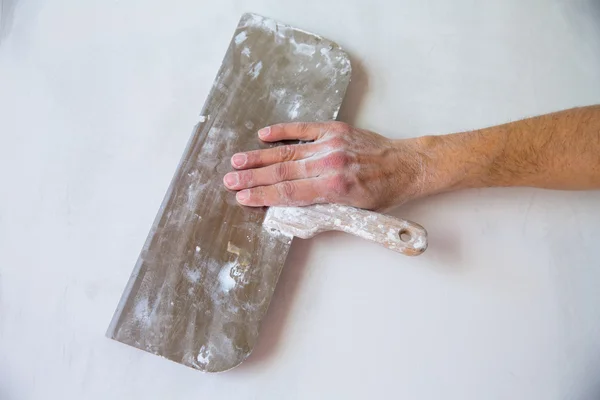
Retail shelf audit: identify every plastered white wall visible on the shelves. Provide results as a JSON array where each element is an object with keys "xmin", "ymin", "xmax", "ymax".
[{"xmin": 1, "ymin": 0, "xmax": 599, "ymax": 399}]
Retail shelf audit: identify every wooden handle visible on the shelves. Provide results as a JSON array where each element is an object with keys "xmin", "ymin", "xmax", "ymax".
[{"xmin": 263, "ymin": 204, "xmax": 427, "ymax": 256}]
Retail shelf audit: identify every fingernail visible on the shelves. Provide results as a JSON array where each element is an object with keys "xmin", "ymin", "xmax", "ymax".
[
  {"xmin": 258, "ymin": 127, "xmax": 270, "ymax": 139},
  {"xmin": 237, "ymin": 190, "xmax": 250, "ymax": 202},
  {"xmin": 231, "ymin": 153, "xmax": 247, "ymax": 168},
  {"xmin": 223, "ymin": 173, "xmax": 239, "ymax": 187}
]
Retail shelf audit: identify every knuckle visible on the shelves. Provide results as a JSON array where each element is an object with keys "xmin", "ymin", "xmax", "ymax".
[
  {"xmin": 276, "ymin": 181, "xmax": 296, "ymax": 201},
  {"xmin": 255, "ymin": 187, "xmax": 266, "ymax": 200},
  {"xmin": 329, "ymin": 121, "xmax": 350, "ymax": 134},
  {"xmin": 272, "ymin": 162, "xmax": 289, "ymax": 181},
  {"xmin": 326, "ymin": 174, "xmax": 352, "ymax": 196},
  {"xmin": 295, "ymin": 122, "xmax": 311, "ymax": 136},
  {"xmin": 247, "ymin": 151, "xmax": 261, "ymax": 166},
  {"xmin": 277, "ymin": 145, "xmax": 295, "ymax": 161},
  {"xmin": 239, "ymin": 170, "xmax": 253, "ymax": 185},
  {"xmin": 323, "ymin": 150, "xmax": 351, "ymax": 169},
  {"xmin": 327, "ymin": 137, "xmax": 346, "ymax": 150}
]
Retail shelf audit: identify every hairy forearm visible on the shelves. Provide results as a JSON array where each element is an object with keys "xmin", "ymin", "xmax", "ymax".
[
  {"xmin": 226, "ymin": 106, "xmax": 600, "ymax": 210},
  {"xmin": 413, "ymin": 106, "xmax": 600, "ymax": 197}
]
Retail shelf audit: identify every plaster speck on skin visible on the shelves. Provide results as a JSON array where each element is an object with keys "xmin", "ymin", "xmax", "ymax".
[
  {"xmin": 195, "ymin": 246, "xmax": 201, "ymax": 253},
  {"xmin": 245, "ymin": 121, "xmax": 254, "ymax": 130},
  {"xmin": 198, "ymin": 115, "xmax": 207, "ymax": 123},
  {"xmin": 234, "ymin": 31, "xmax": 247, "ymax": 45},
  {"xmin": 241, "ymin": 47, "xmax": 251, "ymax": 57}
]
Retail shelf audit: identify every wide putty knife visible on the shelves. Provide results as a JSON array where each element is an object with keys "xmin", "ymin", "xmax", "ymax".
[{"xmin": 107, "ymin": 13, "xmax": 427, "ymax": 373}]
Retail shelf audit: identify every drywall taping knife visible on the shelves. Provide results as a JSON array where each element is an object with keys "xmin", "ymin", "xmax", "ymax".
[{"xmin": 107, "ymin": 13, "xmax": 427, "ymax": 373}]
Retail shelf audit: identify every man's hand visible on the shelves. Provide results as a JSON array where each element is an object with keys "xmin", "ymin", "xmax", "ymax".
[
  {"xmin": 223, "ymin": 122, "xmax": 425, "ymax": 210},
  {"xmin": 223, "ymin": 106, "xmax": 600, "ymax": 210}
]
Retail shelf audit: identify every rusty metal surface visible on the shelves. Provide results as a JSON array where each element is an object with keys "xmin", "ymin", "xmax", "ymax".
[{"xmin": 107, "ymin": 13, "xmax": 351, "ymax": 372}]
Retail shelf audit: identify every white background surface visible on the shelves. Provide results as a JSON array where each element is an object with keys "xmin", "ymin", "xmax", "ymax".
[{"xmin": 1, "ymin": 0, "xmax": 600, "ymax": 399}]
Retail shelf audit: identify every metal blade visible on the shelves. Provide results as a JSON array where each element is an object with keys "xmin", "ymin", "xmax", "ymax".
[{"xmin": 107, "ymin": 13, "xmax": 351, "ymax": 372}]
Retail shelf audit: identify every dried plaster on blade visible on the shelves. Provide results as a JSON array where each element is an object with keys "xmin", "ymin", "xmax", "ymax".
[
  {"xmin": 116, "ymin": 12, "xmax": 350, "ymax": 373},
  {"xmin": 236, "ymin": 14, "xmax": 351, "ymax": 121}
]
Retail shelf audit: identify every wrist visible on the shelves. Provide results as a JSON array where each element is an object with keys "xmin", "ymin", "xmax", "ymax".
[
  {"xmin": 387, "ymin": 137, "xmax": 443, "ymax": 204},
  {"xmin": 404, "ymin": 130, "xmax": 502, "ymax": 198},
  {"xmin": 400, "ymin": 135, "xmax": 456, "ymax": 198}
]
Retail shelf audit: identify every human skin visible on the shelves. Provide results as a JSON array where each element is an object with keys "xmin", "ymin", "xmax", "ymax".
[{"xmin": 223, "ymin": 105, "xmax": 600, "ymax": 211}]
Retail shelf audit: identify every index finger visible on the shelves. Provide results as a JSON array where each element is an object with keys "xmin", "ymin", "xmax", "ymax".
[{"xmin": 258, "ymin": 122, "xmax": 331, "ymax": 142}]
